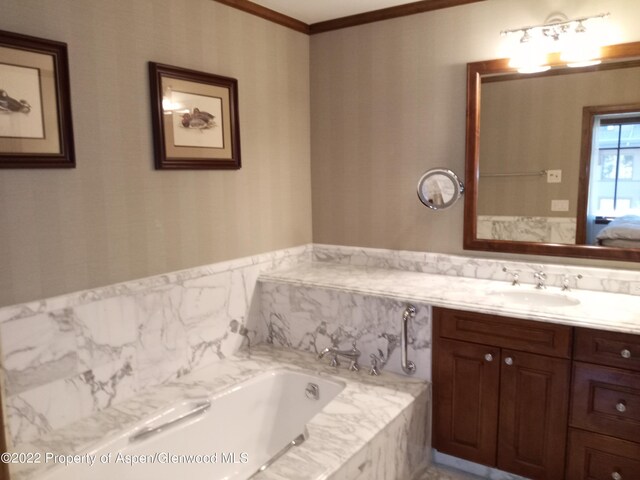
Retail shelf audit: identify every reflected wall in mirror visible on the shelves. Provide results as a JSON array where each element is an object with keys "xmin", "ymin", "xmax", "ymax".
[{"xmin": 464, "ymin": 41, "xmax": 640, "ymax": 262}]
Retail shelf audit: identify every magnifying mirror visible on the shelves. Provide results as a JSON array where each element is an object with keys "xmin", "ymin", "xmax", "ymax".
[{"xmin": 417, "ymin": 168, "xmax": 464, "ymax": 210}]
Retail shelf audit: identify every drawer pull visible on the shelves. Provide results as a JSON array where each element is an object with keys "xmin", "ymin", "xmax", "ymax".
[
  {"xmin": 620, "ymin": 349, "xmax": 631, "ymax": 359},
  {"xmin": 484, "ymin": 353, "xmax": 494, "ymax": 362},
  {"xmin": 504, "ymin": 357, "xmax": 514, "ymax": 366},
  {"xmin": 612, "ymin": 472, "xmax": 622, "ymax": 480},
  {"xmin": 616, "ymin": 401, "xmax": 627, "ymax": 413}
]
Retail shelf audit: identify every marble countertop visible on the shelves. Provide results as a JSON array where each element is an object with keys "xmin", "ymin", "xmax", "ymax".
[
  {"xmin": 260, "ymin": 262, "xmax": 640, "ymax": 335},
  {"xmin": 12, "ymin": 346, "xmax": 428, "ymax": 480}
]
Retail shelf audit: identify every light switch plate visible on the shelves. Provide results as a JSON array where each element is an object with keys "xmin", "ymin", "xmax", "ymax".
[
  {"xmin": 547, "ymin": 170, "xmax": 562, "ymax": 183},
  {"xmin": 551, "ymin": 199, "xmax": 569, "ymax": 211}
]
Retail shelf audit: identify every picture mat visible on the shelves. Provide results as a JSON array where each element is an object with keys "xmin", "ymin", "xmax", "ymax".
[
  {"xmin": 0, "ymin": 45, "xmax": 60, "ymax": 155},
  {"xmin": 161, "ymin": 77, "xmax": 233, "ymax": 161}
]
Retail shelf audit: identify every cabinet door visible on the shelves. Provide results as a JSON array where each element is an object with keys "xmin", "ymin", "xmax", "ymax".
[
  {"xmin": 433, "ymin": 338, "xmax": 500, "ymax": 466},
  {"xmin": 498, "ymin": 349, "xmax": 571, "ymax": 480}
]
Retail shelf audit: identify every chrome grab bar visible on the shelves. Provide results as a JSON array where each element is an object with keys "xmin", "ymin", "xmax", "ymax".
[
  {"xmin": 248, "ymin": 428, "xmax": 309, "ymax": 478},
  {"xmin": 129, "ymin": 400, "xmax": 211, "ymax": 443},
  {"xmin": 401, "ymin": 305, "xmax": 417, "ymax": 375}
]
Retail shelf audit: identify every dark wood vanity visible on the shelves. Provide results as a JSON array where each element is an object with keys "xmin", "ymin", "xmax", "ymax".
[{"xmin": 433, "ymin": 307, "xmax": 640, "ymax": 480}]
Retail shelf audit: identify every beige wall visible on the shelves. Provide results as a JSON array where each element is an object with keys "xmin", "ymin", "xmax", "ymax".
[
  {"xmin": 310, "ymin": 0, "xmax": 640, "ymax": 267},
  {"xmin": 0, "ymin": 0, "xmax": 311, "ymax": 307},
  {"xmin": 479, "ymin": 66, "xmax": 640, "ymax": 217}
]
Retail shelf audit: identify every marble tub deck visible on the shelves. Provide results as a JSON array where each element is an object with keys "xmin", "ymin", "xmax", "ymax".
[{"xmin": 11, "ymin": 345, "xmax": 430, "ymax": 480}]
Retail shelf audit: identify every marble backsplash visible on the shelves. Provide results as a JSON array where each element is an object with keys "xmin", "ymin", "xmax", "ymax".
[
  {"xmin": 477, "ymin": 215, "xmax": 576, "ymax": 244},
  {"xmin": 0, "ymin": 245, "xmax": 311, "ymax": 447},
  {"xmin": 312, "ymin": 244, "xmax": 640, "ymax": 296},
  {"xmin": 257, "ymin": 281, "xmax": 432, "ymax": 382}
]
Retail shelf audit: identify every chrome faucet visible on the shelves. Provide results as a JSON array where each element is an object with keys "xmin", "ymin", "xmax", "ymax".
[
  {"xmin": 561, "ymin": 273, "xmax": 583, "ymax": 291},
  {"xmin": 533, "ymin": 268, "xmax": 547, "ymax": 289},
  {"xmin": 368, "ymin": 349, "xmax": 387, "ymax": 376},
  {"xmin": 502, "ymin": 267, "xmax": 520, "ymax": 286},
  {"xmin": 318, "ymin": 341, "xmax": 361, "ymax": 372}
]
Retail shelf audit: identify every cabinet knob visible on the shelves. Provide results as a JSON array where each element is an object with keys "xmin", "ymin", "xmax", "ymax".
[
  {"xmin": 484, "ymin": 353, "xmax": 494, "ymax": 362},
  {"xmin": 612, "ymin": 472, "xmax": 622, "ymax": 480},
  {"xmin": 616, "ymin": 401, "xmax": 627, "ymax": 413},
  {"xmin": 620, "ymin": 349, "xmax": 631, "ymax": 359},
  {"xmin": 504, "ymin": 357, "xmax": 514, "ymax": 366}
]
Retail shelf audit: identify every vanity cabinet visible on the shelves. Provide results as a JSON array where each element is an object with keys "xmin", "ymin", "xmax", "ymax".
[
  {"xmin": 566, "ymin": 328, "xmax": 640, "ymax": 480},
  {"xmin": 433, "ymin": 307, "xmax": 572, "ymax": 480}
]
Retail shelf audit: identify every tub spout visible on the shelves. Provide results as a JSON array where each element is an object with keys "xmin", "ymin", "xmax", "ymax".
[{"xmin": 318, "ymin": 341, "xmax": 361, "ymax": 371}]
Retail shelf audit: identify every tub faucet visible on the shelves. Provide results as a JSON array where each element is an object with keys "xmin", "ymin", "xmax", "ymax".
[{"xmin": 318, "ymin": 341, "xmax": 361, "ymax": 372}]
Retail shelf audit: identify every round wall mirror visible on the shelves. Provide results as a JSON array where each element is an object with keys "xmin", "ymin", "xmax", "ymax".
[{"xmin": 417, "ymin": 168, "xmax": 464, "ymax": 210}]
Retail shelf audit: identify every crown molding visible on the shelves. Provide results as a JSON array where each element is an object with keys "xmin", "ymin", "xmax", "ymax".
[
  {"xmin": 213, "ymin": 0, "xmax": 486, "ymax": 35},
  {"xmin": 213, "ymin": 0, "xmax": 310, "ymax": 34}
]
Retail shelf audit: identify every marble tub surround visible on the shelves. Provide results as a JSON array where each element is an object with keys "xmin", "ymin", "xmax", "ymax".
[
  {"xmin": 0, "ymin": 245, "xmax": 312, "ymax": 447},
  {"xmin": 260, "ymin": 262, "xmax": 640, "ymax": 335},
  {"xmin": 10, "ymin": 346, "xmax": 430, "ymax": 480},
  {"xmin": 312, "ymin": 243, "xmax": 640, "ymax": 296},
  {"xmin": 258, "ymin": 281, "xmax": 432, "ymax": 381}
]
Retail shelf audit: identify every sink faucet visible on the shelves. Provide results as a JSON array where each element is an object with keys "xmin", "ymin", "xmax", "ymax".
[
  {"xmin": 533, "ymin": 268, "xmax": 547, "ymax": 289},
  {"xmin": 561, "ymin": 273, "xmax": 583, "ymax": 291},
  {"xmin": 318, "ymin": 341, "xmax": 361, "ymax": 372}
]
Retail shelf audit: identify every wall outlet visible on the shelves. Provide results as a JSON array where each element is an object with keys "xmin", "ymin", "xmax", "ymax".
[
  {"xmin": 547, "ymin": 170, "xmax": 562, "ymax": 183},
  {"xmin": 551, "ymin": 199, "xmax": 569, "ymax": 211},
  {"xmin": 631, "ymin": 282, "xmax": 640, "ymax": 296}
]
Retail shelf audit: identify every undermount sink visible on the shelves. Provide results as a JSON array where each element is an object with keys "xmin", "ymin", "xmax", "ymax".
[{"xmin": 488, "ymin": 289, "xmax": 581, "ymax": 307}]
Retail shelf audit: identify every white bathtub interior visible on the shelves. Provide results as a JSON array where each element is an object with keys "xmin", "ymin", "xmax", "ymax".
[{"xmin": 36, "ymin": 370, "xmax": 345, "ymax": 480}]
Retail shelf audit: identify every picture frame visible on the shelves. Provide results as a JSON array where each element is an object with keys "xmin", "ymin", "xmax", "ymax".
[
  {"xmin": 0, "ymin": 29, "xmax": 75, "ymax": 168},
  {"xmin": 149, "ymin": 62, "xmax": 241, "ymax": 170}
]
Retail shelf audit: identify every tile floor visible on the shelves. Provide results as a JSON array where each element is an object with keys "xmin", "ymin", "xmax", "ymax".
[{"xmin": 414, "ymin": 464, "xmax": 482, "ymax": 479}]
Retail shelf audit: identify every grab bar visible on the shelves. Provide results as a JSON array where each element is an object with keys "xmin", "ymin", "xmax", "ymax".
[
  {"xmin": 401, "ymin": 305, "xmax": 416, "ymax": 375},
  {"xmin": 248, "ymin": 428, "xmax": 309, "ymax": 478},
  {"xmin": 129, "ymin": 400, "xmax": 211, "ymax": 443}
]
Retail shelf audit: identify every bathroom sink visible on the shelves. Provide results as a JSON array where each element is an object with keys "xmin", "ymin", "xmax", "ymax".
[{"xmin": 488, "ymin": 289, "xmax": 580, "ymax": 307}]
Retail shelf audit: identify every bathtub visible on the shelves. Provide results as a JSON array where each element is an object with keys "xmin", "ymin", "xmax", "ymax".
[{"xmin": 37, "ymin": 370, "xmax": 345, "ymax": 480}]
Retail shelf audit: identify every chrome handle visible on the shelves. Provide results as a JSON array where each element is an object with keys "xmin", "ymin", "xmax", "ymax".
[
  {"xmin": 484, "ymin": 353, "xmax": 494, "ymax": 362},
  {"xmin": 616, "ymin": 401, "xmax": 627, "ymax": 413},
  {"xmin": 504, "ymin": 357, "xmax": 514, "ymax": 366},
  {"xmin": 621, "ymin": 349, "xmax": 631, "ymax": 359},
  {"xmin": 401, "ymin": 305, "xmax": 416, "ymax": 375},
  {"xmin": 130, "ymin": 400, "xmax": 210, "ymax": 443},
  {"xmin": 612, "ymin": 472, "xmax": 622, "ymax": 480}
]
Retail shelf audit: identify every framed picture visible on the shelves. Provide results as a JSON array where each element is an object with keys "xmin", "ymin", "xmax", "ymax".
[
  {"xmin": 0, "ymin": 30, "xmax": 75, "ymax": 168},
  {"xmin": 149, "ymin": 62, "xmax": 241, "ymax": 170}
]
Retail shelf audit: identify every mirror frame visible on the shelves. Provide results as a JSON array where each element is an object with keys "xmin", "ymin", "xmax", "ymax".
[{"xmin": 464, "ymin": 41, "xmax": 640, "ymax": 262}]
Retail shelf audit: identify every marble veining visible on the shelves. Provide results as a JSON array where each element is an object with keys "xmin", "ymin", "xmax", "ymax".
[
  {"xmin": 10, "ymin": 346, "xmax": 429, "ymax": 480},
  {"xmin": 260, "ymin": 262, "xmax": 640, "ymax": 335},
  {"xmin": 312, "ymin": 243, "xmax": 640, "ymax": 296},
  {"xmin": 257, "ymin": 282, "xmax": 432, "ymax": 381},
  {"xmin": 477, "ymin": 215, "xmax": 576, "ymax": 244},
  {"xmin": 0, "ymin": 246, "xmax": 312, "ymax": 447}
]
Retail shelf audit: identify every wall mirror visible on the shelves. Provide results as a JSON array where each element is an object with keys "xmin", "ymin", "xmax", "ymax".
[
  {"xmin": 417, "ymin": 168, "xmax": 464, "ymax": 210},
  {"xmin": 464, "ymin": 41, "xmax": 640, "ymax": 262}
]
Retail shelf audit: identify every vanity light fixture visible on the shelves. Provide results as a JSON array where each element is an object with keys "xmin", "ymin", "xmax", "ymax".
[{"xmin": 501, "ymin": 12, "xmax": 609, "ymax": 73}]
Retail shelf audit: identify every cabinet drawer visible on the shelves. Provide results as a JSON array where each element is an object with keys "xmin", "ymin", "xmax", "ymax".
[
  {"xmin": 571, "ymin": 362, "xmax": 640, "ymax": 443},
  {"xmin": 566, "ymin": 428, "xmax": 640, "ymax": 480},
  {"xmin": 434, "ymin": 307, "xmax": 572, "ymax": 358},
  {"xmin": 575, "ymin": 327, "xmax": 640, "ymax": 372}
]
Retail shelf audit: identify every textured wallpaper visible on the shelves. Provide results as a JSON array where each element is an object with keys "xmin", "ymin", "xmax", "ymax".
[{"xmin": 0, "ymin": 0, "xmax": 312, "ymax": 306}]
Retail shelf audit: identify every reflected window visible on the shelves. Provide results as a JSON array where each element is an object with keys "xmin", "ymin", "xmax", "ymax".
[{"xmin": 588, "ymin": 117, "xmax": 640, "ymax": 219}]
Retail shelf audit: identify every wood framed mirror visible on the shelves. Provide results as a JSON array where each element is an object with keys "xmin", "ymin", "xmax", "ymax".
[{"xmin": 464, "ymin": 41, "xmax": 640, "ymax": 262}]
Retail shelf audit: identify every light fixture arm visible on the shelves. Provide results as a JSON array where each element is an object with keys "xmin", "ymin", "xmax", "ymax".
[{"xmin": 500, "ymin": 12, "xmax": 609, "ymax": 37}]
